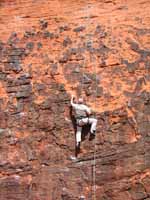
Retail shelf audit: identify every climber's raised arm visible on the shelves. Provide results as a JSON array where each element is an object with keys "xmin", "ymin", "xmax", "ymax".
[{"xmin": 71, "ymin": 95, "xmax": 76, "ymax": 107}]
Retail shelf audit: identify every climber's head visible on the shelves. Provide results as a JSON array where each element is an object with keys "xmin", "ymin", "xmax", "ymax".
[{"xmin": 78, "ymin": 97, "xmax": 84, "ymax": 104}]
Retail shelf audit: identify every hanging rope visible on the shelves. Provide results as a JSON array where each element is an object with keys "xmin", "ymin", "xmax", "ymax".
[
  {"xmin": 84, "ymin": 5, "xmax": 97, "ymax": 200},
  {"xmin": 71, "ymin": 4, "xmax": 98, "ymax": 200},
  {"xmin": 92, "ymin": 52, "xmax": 97, "ymax": 200},
  {"xmin": 89, "ymin": 23, "xmax": 97, "ymax": 200}
]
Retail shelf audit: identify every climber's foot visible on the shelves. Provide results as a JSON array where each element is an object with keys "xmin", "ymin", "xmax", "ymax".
[
  {"xmin": 69, "ymin": 155, "xmax": 77, "ymax": 161},
  {"xmin": 89, "ymin": 131, "xmax": 96, "ymax": 141},
  {"xmin": 76, "ymin": 142, "xmax": 80, "ymax": 149}
]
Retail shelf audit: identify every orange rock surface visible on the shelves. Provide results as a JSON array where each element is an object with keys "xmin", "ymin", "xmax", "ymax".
[{"xmin": 0, "ymin": 0, "xmax": 150, "ymax": 199}]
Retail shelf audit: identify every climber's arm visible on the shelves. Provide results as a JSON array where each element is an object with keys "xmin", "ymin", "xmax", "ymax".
[
  {"xmin": 85, "ymin": 106, "xmax": 92, "ymax": 116},
  {"xmin": 71, "ymin": 95, "xmax": 76, "ymax": 108}
]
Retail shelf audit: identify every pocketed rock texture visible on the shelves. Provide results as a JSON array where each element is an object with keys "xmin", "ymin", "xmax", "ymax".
[{"xmin": 0, "ymin": 0, "xmax": 150, "ymax": 199}]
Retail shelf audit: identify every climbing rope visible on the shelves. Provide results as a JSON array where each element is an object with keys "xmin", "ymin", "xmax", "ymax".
[
  {"xmin": 73, "ymin": 4, "xmax": 98, "ymax": 199},
  {"xmin": 84, "ymin": 5, "xmax": 97, "ymax": 200},
  {"xmin": 89, "ymin": 24, "xmax": 97, "ymax": 200},
  {"xmin": 92, "ymin": 52, "xmax": 97, "ymax": 200}
]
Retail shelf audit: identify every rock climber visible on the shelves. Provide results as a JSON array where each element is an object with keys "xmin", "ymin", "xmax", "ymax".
[{"xmin": 71, "ymin": 95, "xmax": 97, "ymax": 148}]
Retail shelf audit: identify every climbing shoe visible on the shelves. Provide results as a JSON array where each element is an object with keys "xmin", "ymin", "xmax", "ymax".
[
  {"xmin": 76, "ymin": 142, "xmax": 80, "ymax": 148},
  {"xmin": 69, "ymin": 155, "xmax": 77, "ymax": 161},
  {"xmin": 89, "ymin": 131, "xmax": 96, "ymax": 140}
]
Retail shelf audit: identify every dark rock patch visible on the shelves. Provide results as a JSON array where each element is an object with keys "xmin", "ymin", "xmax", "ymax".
[
  {"xmin": 59, "ymin": 25, "xmax": 70, "ymax": 32},
  {"xmin": 95, "ymin": 25, "xmax": 107, "ymax": 38},
  {"xmin": 24, "ymin": 30, "xmax": 36, "ymax": 38},
  {"xmin": 73, "ymin": 26, "xmax": 86, "ymax": 33},
  {"xmin": 43, "ymin": 31, "xmax": 54, "ymax": 39},
  {"xmin": 7, "ymin": 32, "xmax": 19, "ymax": 46},
  {"xmin": 96, "ymin": 86, "xmax": 103, "ymax": 97},
  {"xmin": 26, "ymin": 42, "xmax": 34, "ymax": 51},
  {"xmin": 50, "ymin": 63, "xmax": 59, "ymax": 76},
  {"xmin": 135, "ymin": 28, "xmax": 150, "ymax": 36},
  {"xmin": 5, "ymin": 58, "xmax": 22, "ymax": 73},
  {"xmin": 37, "ymin": 42, "xmax": 43, "ymax": 49},
  {"xmin": 63, "ymin": 36, "xmax": 72, "ymax": 47},
  {"xmin": 16, "ymin": 85, "xmax": 32, "ymax": 99},
  {"xmin": 39, "ymin": 19, "xmax": 48, "ymax": 29},
  {"xmin": 59, "ymin": 52, "xmax": 70, "ymax": 63},
  {"xmin": 122, "ymin": 59, "xmax": 138, "ymax": 73}
]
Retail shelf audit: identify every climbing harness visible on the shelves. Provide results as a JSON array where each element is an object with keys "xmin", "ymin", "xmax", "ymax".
[
  {"xmin": 76, "ymin": 117, "xmax": 90, "ymax": 127},
  {"xmin": 76, "ymin": 118, "xmax": 86, "ymax": 127}
]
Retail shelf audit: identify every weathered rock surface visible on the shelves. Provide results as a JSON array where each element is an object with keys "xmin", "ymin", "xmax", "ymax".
[{"xmin": 0, "ymin": 0, "xmax": 150, "ymax": 199}]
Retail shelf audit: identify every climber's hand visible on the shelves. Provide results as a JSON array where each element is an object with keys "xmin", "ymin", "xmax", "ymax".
[
  {"xmin": 71, "ymin": 95, "xmax": 75, "ymax": 99},
  {"xmin": 71, "ymin": 95, "xmax": 76, "ymax": 105}
]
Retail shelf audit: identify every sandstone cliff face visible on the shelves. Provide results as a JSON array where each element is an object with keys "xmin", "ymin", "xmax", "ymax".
[{"xmin": 0, "ymin": 0, "xmax": 150, "ymax": 199}]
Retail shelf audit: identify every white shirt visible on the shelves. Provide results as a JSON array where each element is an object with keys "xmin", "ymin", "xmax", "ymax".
[{"xmin": 71, "ymin": 102, "xmax": 91, "ymax": 117}]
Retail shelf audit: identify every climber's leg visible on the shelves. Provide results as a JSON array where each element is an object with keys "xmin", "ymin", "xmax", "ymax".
[
  {"xmin": 76, "ymin": 126, "xmax": 82, "ymax": 147},
  {"xmin": 88, "ymin": 118, "xmax": 97, "ymax": 135}
]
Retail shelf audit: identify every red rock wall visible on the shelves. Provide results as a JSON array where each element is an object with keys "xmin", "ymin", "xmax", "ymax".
[{"xmin": 0, "ymin": 0, "xmax": 150, "ymax": 199}]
